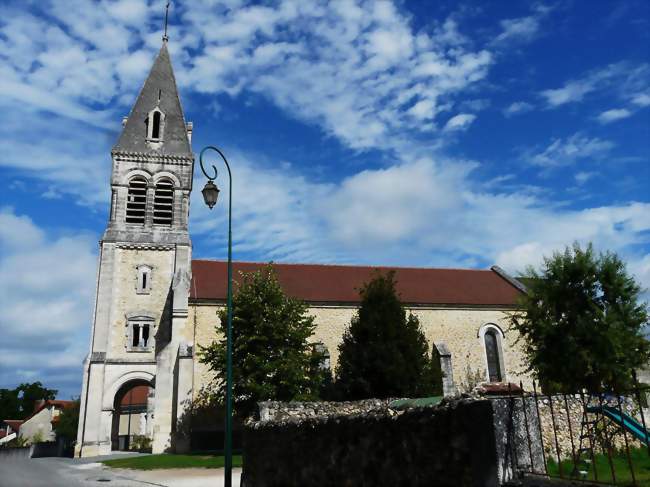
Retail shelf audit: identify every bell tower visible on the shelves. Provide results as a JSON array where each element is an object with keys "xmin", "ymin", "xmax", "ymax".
[{"xmin": 76, "ymin": 39, "xmax": 195, "ymax": 457}]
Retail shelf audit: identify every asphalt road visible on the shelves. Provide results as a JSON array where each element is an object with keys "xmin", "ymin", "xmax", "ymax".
[{"xmin": 0, "ymin": 454, "xmax": 242, "ymax": 487}]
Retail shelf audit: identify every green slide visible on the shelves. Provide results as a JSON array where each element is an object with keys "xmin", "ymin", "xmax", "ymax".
[{"xmin": 586, "ymin": 405, "xmax": 650, "ymax": 444}]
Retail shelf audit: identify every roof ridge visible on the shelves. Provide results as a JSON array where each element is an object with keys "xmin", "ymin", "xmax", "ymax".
[{"xmin": 191, "ymin": 259, "xmax": 493, "ymax": 272}]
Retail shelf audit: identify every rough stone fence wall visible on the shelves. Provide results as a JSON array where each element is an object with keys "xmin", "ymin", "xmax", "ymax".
[
  {"xmin": 519, "ymin": 394, "xmax": 644, "ymax": 463},
  {"xmin": 0, "ymin": 446, "xmax": 31, "ymax": 460},
  {"xmin": 243, "ymin": 397, "xmax": 544, "ymax": 487}
]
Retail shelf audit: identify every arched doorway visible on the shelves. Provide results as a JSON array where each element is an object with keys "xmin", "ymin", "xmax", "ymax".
[{"xmin": 111, "ymin": 380, "xmax": 154, "ymax": 451}]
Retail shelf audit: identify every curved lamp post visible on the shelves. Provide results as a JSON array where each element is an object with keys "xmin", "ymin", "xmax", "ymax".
[{"xmin": 199, "ymin": 146, "xmax": 234, "ymax": 487}]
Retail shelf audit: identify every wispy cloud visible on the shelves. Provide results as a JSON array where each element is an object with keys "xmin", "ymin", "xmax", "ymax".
[
  {"xmin": 597, "ymin": 108, "xmax": 632, "ymax": 124},
  {"xmin": 443, "ymin": 113, "xmax": 476, "ymax": 131},
  {"xmin": 527, "ymin": 133, "xmax": 615, "ymax": 168},
  {"xmin": 540, "ymin": 62, "xmax": 650, "ymax": 108},
  {"xmin": 503, "ymin": 101, "xmax": 534, "ymax": 117}
]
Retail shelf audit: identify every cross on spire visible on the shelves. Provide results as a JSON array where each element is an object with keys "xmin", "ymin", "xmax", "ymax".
[{"xmin": 163, "ymin": 1, "xmax": 170, "ymax": 42}]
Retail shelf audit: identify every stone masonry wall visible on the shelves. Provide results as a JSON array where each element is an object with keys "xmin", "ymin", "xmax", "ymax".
[
  {"xmin": 244, "ymin": 398, "xmax": 501, "ymax": 487},
  {"xmin": 530, "ymin": 394, "xmax": 643, "ymax": 462},
  {"xmin": 189, "ymin": 303, "xmax": 532, "ymax": 400}
]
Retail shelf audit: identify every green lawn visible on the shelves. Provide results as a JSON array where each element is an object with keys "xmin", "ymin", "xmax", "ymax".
[
  {"xmin": 547, "ymin": 447, "xmax": 650, "ymax": 486},
  {"xmin": 102, "ymin": 453, "xmax": 243, "ymax": 470}
]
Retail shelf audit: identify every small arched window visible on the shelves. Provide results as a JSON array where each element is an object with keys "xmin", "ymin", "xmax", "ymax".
[
  {"xmin": 147, "ymin": 108, "xmax": 165, "ymax": 141},
  {"xmin": 153, "ymin": 178, "xmax": 174, "ymax": 225},
  {"xmin": 484, "ymin": 330, "xmax": 502, "ymax": 382},
  {"xmin": 152, "ymin": 111, "xmax": 161, "ymax": 139},
  {"xmin": 125, "ymin": 177, "xmax": 147, "ymax": 224}
]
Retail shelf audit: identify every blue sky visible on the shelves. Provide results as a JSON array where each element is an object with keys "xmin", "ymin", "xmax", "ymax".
[{"xmin": 0, "ymin": 0, "xmax": 648, "ymax": 399}]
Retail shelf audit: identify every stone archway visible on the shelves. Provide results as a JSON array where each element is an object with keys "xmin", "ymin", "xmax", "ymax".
[{"xmin": 111, "ymin": 380, "xmax": 154, "ymax": 451}]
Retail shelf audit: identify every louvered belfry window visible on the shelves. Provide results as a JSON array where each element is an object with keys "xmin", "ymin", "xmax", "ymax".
[
  {"xmin": 153, "ymin": 178, "xmax": 174, "ymax": 225},
  {"xmin": 125, "ymin": 177, "xmax": 147, "ymax": 224}
]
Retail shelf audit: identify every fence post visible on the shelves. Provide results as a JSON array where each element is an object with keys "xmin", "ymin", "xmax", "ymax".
[
  {"xmin": 563, "ymin": 393, "xmax": 578, "ymax": 474},
  {"xmin": 520, "ymin": 381, "xmax": 535, "ymax": 473},
  {"xmin": 597, "ymin": 392, "xmax": 617, "ymax": 484},
  {"xmin": 632, "ymin": 370, "xmax": 650, "ymax": 456},
  {"xmin": 548, "ymin": 392, "xmax": 564, "ymax": 477},
  {"xmin": 616, "ymin": 391, "xmax": 636, "ymax": 486},
  {"xmin": 532, "ymin": 381, "xmax": 548, "ymax": 476}
]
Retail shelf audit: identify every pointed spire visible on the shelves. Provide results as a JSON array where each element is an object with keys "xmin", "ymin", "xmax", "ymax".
[{"xmin": 113, "ymin": 42, "xmax": 191, "ymax": 156}]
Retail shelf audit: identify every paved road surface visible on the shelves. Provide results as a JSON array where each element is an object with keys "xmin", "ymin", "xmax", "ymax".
[{"xmin": 0, "ymin": 454, "xmax": 242, "ymax": 487}]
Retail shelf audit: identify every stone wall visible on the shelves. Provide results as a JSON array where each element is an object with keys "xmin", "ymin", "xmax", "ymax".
[
  {"xmin": 243, "ymin": 397, "xmax": 543, "ymax": 487},
  {"xmin": 189, "ymin": 302, "xmax": 532, "ymax": 399},
  {"xmin": 529, "ymin": 394, "xmax": 643, "ymax": 462}
]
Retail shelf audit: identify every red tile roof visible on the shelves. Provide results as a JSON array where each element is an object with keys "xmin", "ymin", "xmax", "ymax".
[
  {"xmin": 190, "ymin": 260, "xmax": 523, "ymax": 306},
  {"xmin": 3, "ymin": 420, "xmax": 23, "ymax": 432},
  {"xmin": 22, "ymin": 400, "xmax": 75, "ymax": 424}
]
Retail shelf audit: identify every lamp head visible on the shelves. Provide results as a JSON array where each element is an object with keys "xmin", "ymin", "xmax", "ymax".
[{"xmin": 202, "ymin": 180, "xmax": 220, "ymax": 209}]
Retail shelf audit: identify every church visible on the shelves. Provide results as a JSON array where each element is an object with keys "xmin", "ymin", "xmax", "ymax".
[{"xmin": 75, "ymin": 38, "xmax": 529, "ymax": 457}]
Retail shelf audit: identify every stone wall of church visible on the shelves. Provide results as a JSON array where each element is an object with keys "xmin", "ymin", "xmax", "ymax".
[
  {"xmin": 189, "ymin": 302, "xmax": 530, "ymax": 398},
  {"xmin": 108, "ymin": 248, "xmax": 175, "ymax": 359}
]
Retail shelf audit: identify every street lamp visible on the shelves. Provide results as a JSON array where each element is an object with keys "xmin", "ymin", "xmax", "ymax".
[{"xmin": 199, "ymin": 146, "xmax": 234, "ymax": 487}]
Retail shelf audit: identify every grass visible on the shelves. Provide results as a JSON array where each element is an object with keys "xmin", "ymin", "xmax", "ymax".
[
  {"xmin": 102, "ymin": 453, "xmax": 243, "ymax": 470},
  {"xmin": 547, "ymin": 446, "xmax": 650, "ymax": 486}
]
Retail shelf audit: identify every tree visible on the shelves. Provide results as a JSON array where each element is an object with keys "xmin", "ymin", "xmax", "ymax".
[
  {"xmin": 54, "ymin": 399, "xmax": 80, "ymax": 440},
  {"xmin": 509, "ymin": 243, "xmax": 650, "ymax": 392},
  {"xmin": 0, "ymin": 382, "xmax": 57, "ymax": 420},
  {"xmin": 200, "ymin": 266, "xmax": 326, "ymax": 417},
  {"xmin": 335, "ymin": 271, "xmax": 436, "ymax": 399}
]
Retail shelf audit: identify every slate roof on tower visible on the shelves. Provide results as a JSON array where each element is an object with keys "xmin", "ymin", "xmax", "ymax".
[
  {"xmin": 190, "ymin": 260, "xmax": 524, "ymax": 306},
  {"xmin": 112, "ymin": 41, "xmax": 191, "ymax": 156}
]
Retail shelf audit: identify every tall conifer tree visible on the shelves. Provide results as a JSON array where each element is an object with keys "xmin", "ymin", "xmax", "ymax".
[{"xmin": 335, "ymin": 272, "xmax": 436, "ymax": 399}]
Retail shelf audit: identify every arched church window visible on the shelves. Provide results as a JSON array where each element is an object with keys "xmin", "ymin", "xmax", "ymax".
[
  {"xmin": 146, "ymin": 108, "xmax": 165, "ymax": 141},
  {"xmin": 152, "ymin": 111, "xmax": 161, "ymax": 139},
  {"xmin": 136, "ymin": 265, "xmax": 152, "ymax": 294},
  {"xmin": 484, "ymin": 329, "xmax": 502, "ymax": 382},
  {"xmin": 153, "ymin": 178, "xmax": 174, "ymax": 225},
  {"xmin": 125, "ymin": 177, "xmax": 147, "ymax": 224}
]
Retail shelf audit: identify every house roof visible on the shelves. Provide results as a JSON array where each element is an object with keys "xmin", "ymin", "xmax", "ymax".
[
  {"xmin": 3, "ymin": 420, "xmax": 23, "ymax": 432},
  {"xmin": 22, "ymin": 400, "xmax": 75, "ymax": 424},
  {"xmin": 112, "ymin": 41, "xmax": 191, "ymax": 156},
  {"xmin": 190, "ymin": 260, "xmax": 524, "ymax": 306}
]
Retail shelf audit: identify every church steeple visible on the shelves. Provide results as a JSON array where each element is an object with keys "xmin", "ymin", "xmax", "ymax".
[{"xmin": 113, "ymin": 42, "xmax": 192, "ymax": 157}]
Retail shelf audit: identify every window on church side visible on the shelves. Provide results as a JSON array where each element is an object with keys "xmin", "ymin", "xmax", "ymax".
[
  {"xmin": 126, "ymin": 177, "xmax": 147, "ymax": 224},
  {"xmin": 484, "ymin": 330, "xmax": 502, "ymax": 382},
  {"xmin": 153, "ymin": 179, "xmax": 174, "ymax": 225}
]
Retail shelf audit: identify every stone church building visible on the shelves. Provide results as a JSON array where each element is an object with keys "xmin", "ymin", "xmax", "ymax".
[{"xmin": 75, "ymin": 40, "xmax": 529, "ymax": 457}]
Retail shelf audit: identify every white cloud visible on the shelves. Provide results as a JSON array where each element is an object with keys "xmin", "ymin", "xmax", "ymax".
[
  {"xmin": 191, "ymin": 149, "xmax": 650, "ymax": 279},
  {"xmin": 540, "ymin": 62, "xmax": 650, "ymax": 108},
  {"xmin": 527, "ymin": 133, "xmax": 614, "ymax": 168},
  {"xmin": 632, "ymin": 93, "xmax": 650, "ymax": 107},
  {"xmin": 0, "ymin": 208, "xmax": 96, "ymax": 396},
  {"xmin": 494, "ymin": 16, "xmax": 540, "ymax": 44},
  {"xmin": 597, "ymin": 108, "xmax": 632, "ymax": 124},
  {"xmin": 443, "ymin": 113, "xmax": 476, "ymax": 131},
  {"xmin": 503, "ymin": 101, "xmax": 533, "ymax": 117},
  {"xmin": 574, "ymin": 171, "xmax": 596, "ymax": 185}
]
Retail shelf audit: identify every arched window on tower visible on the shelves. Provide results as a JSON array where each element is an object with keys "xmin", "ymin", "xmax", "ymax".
[
  {"xmin": 484, "ymin": 329, "xmax": 503, "ymax": 382},
  {"xmin": 152, "ymin": 111, "xmax": 161, "ymax": 139},
  {"xmin": 147, "ymin": 108, "xmax": 165, "ymax": 141},
  {"xmin": 125, "ymin": 177, "xmax": 147, "ymax": 224},
  {"xmin": 153, "ymin": 178, "xmax": 174, "ymax": 225}
]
